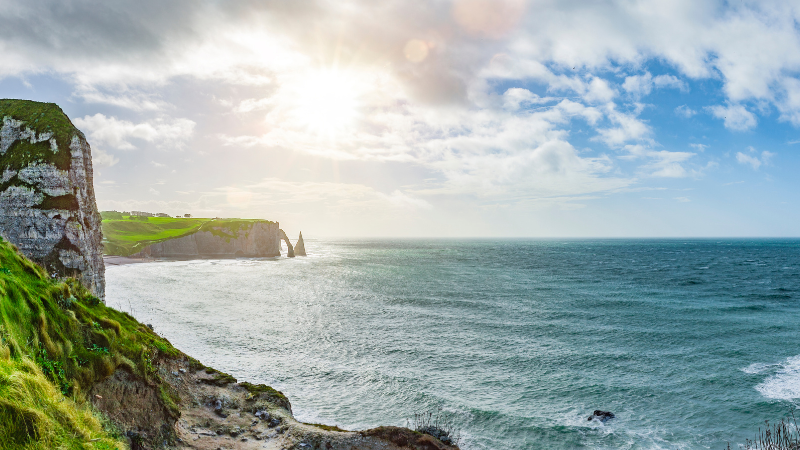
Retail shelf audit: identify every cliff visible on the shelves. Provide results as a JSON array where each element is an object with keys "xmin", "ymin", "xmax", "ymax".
[
  {"xmin": 0, "ymin": 237, "xmax": 459, "ymax": 450},
  {"xmin": 131, "ymin": 220, "xmax": 281, "ymax": 258},
  {"xmin": 0, "ymin": 99, "xmax": 105, "ymax": 300}
]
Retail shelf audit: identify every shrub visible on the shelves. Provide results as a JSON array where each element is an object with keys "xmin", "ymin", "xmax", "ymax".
[
  {"xmin": 727, "ymin": 412, "xmax": 800, "ymax": 450},
  {"xmin": 408, "ymin": 408, "xmax": 460, "ymax": 446}
]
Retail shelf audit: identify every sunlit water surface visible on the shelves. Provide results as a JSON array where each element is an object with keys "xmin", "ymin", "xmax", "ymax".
[{"xmin": 106, "ymin": 239, "xmax": 800, "ymax": 450}]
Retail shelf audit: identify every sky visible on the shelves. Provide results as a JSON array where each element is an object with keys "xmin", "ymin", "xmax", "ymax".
[{"xmin": 1, "ymin": 0, "xmax": 800, "ymax": 237}]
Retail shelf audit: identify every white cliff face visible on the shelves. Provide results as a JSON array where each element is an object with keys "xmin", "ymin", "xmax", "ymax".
[
  {"xmin": 134, "ymin": 221, "xmax": 281, "ymax": 258},
  {"xmin": 0, "ymin": 102, "xmax": 105, "ymax": 300}
]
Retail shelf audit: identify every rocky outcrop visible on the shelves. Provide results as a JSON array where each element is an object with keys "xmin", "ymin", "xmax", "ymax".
[
  {"xmin": 0, "ymin": 99, "xmax": 105, "ymax": 300},
  {"xmin": 294, "ymin": 231, "xmax": 306, "ymax": 256},
  {"xmin": 587, "ymin": 410, "xmax": 615, "ymax": 423},
  {"xmin": 279, "ymin": 228, "xmax": 295, "ymax": 257},
  {"xmin": 133, "ymin": 221, "xmax": 280, "ymax": 257}
]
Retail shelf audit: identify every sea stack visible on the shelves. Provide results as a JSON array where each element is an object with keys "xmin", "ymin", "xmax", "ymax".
[
  {"xmin": 294, "ymin": 232, "xmax": 306, "ymax": 256},
  {"xmin": 0, "ymin": 99, "xmax": 105, "ymax": 300}
]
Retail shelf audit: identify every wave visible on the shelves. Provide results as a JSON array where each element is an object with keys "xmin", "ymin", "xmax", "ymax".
[{"xmin": 752, "ymin": 355, "xmax": 800, "ymax": 400}]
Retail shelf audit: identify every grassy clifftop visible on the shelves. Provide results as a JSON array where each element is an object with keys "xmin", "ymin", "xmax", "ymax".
[
  {"xmin": 100, "ymin": 213, "xmax": 273, "ymax": 256},
  {"xmin": 0, "ymin": 236, "xmax": 162, "ymax": 448}
]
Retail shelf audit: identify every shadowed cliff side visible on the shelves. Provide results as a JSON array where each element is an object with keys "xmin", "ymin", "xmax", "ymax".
[
  {"xmin": 0, "ymin": 99, "xmax": 105, "ymax": 301},
  {"xmin": 295, "ymin": 231, "xmax": 306, "ymax": 256}
]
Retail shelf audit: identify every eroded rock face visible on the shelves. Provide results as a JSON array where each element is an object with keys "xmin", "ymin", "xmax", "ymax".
[
  {"xmin": 134, "ymin": 221, "xmax": 281, "ymax": 257},
  {"xmin": 294, "ymin": 231, "xmax": 306, "ymax": 256},
  {"xmin": 0, "ymin": 100, "xmax": 105, "ymax": 300}
]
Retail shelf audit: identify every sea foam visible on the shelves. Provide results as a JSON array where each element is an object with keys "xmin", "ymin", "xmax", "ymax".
[{"xmin": 754, "ymin": 355, "xmax": 800, "ymax": 400}]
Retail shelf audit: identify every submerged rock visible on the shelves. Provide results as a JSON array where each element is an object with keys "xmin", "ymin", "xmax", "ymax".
[{"xmin": 294, "ymin": 231, "xmax": 306, "ymax": 256}]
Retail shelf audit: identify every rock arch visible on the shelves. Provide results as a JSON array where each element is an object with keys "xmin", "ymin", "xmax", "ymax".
[{"xmin": 279, "ymin": 229, "xmax": 295, "ymax": 257}]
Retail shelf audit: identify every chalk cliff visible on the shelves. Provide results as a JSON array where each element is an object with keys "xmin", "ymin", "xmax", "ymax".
[
  {"xmin": 295, "ymin": 231, "xmax": 306, "ymax": 256},
  {"xmin": 133, "ymin": 221, "xmax": 281, "ymax": 257},
  {"xmin": 0, "ymin": 99, "xmax": 104, "ymax": 300}
]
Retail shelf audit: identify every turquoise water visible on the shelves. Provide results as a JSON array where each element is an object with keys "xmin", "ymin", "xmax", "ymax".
[{"xmin": 106, "ymin": 239, "xmax": 800, "ymax": 449}]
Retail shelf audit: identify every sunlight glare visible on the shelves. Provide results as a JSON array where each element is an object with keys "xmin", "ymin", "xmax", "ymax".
[{"xmin": 290, "ymin": 69, "xmax": 361, "ymax": 135}]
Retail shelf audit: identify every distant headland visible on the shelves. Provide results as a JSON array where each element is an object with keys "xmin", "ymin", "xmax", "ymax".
[{"xmin": 100, "ymin": 211, "xmax": 304, "ymax": 259}]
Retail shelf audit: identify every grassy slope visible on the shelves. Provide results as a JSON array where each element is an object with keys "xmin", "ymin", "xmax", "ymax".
[
  {"xmin": 100, "ymin": 213, "xmax": 274, "ymax": 256},
  {"xmin": 0, "ymin": 236, "xmax": 188, "ymax": 449}
]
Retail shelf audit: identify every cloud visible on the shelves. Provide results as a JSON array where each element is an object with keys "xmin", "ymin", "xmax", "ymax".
[
  {"xmin": 620, "ymin": 145, "xmax": 695, "ymax": 178},
  {"xmin": 594, "ymin": 105, "xmax": 651, "ymax": 147},
  {"xmin": 708, "ymin": 104, "xmax": 757, "ymax": 131},
  {"xmin": 736, "ymin": 149, "xmax": 774, "ymax": 169},
  {"xmin": 74, "ymin": 114, "xmax": 196, "ymax": 150},
  {"xmin": 675, "ymin": 105, "xmax": 697, "ymax": 118},
  {"xmin": 622, "ymin": 73, "xmax": 654, "ymax": 98},
  {"xmin": 689, "ymin": 143, "xmax": 707, "ymax": 152},
  {"xmin": 220, "ymin": 178, "xmax": 433, "ymax": 213}
]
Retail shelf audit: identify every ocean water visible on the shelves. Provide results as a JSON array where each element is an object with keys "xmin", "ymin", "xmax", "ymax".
[{"xmin": 106, "ymin": 239, "xmax": 800, "ymax": 450}]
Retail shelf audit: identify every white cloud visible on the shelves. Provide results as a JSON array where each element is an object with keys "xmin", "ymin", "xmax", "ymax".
[
  {"xmin": 620, "ymin": 145, "xmax": 695, "ymax": 178},
  {"xmin": 653, "ymin": 74, "xmax": 686, "ymax": 91},
  {"xmin": 502, "ymin": 88, "xmax": 552, "ymax": 110},
  {"xmin": 583, "ymin": 77, "xmax": 617, "ymax": 103},
  {"xmin": 689, "ymin": 143, "xmax": 707, "ymax": 152},
  {"xmin": 623, "ymin": 73, "xmax": 686, "ymax": 99},
  {"xmin": 708, "ymin": 104, "xmax": 757, "ymax": 131},
  {"xmin": 622, "ymin": 73, "xmax": 653, "ymax": 98},
  {"xmin": 736, "ymin": 149, "xmax": 774, "ymax": 169},
  {"xmin": 594, "ymin": 105, "xmax": 651, "ymax": 147},
  {"xmin": 74, "ymin": 114, "xmax": 196, "ymax": 150},
  {"xmin": 675, "ymin": 105, "xmax": 697, "ymax": 118}
]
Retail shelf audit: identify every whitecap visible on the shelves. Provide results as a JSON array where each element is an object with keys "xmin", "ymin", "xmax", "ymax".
[
  {"xmin": 754, "ymin": 355, "xmax": 800, "ymax": 400},
  {"xmin": 742, "ymin": 362, "xmax": 778, "ymax": 375}
]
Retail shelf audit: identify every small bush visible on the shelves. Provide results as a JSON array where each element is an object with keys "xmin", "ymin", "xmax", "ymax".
[
  {"xmin": 408, "ymin": 408, "xmax": 460, "ymax": 446},
  {"xmin": 727, "ymin": 412, "xmax": 800, "ymax": 450}
]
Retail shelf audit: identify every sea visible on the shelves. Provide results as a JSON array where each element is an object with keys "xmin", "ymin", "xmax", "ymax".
[{"xmin": 105, "ymin": 239, "xmax": 800, "ymax": 450}]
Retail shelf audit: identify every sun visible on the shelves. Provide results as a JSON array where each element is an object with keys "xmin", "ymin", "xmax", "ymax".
[{"xmin": 290, "ymin": 68, "xmax": 360, "ymax": 135}]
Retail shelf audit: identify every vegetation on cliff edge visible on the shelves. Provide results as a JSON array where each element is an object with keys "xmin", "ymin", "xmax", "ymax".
[{"xmin": 0, "ymin": 236, "xmax": 186, "ymax": 448}]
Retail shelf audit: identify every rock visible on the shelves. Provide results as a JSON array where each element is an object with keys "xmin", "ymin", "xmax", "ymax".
[
  {"xmin": 279, "ymin": 229, "xmax": 295, "ymax": 257},
  {"xmin": 255, "ymin": 410, "xmax": 270, "ymax": 421},
  {"xmin": 0, "ymin": 100, "xmax": 105, "ymax": 300},
  {"xmin": 179, "ymin": 368, "xmax": 186, "ymax": 373},
  {"xmin": 269, "ymin": 417, "xmax": 282, "ymax": 428},
  {"xmin": 294, "ymin": 231, "xmax": 306, "ymax": 256},
  {"xmin": 587, "ymin": 410, "xmax": 615, "ymax": 423},
  {"xmin": 213, "ymin": 399, "xmax": 227, "ymax": 418}
]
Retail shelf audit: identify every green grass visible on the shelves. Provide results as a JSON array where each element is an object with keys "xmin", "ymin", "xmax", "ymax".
[
  {"xmin": 0, "ymin": 235, "xmax": 189, "ymax": 448},
  {"xmin": 100, "ymin": 213, "xmax": 275, "ymax": 256}
]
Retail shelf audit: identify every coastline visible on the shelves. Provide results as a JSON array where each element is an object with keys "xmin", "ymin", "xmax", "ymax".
[{"xmin": 104, "ymin": 255, "xmax": 154, "ymax": 266}]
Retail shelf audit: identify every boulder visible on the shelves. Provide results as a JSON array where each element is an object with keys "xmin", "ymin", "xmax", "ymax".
[{"xmin": 587, "ymin": 410, "xmax": 615, "ymax": 423}]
